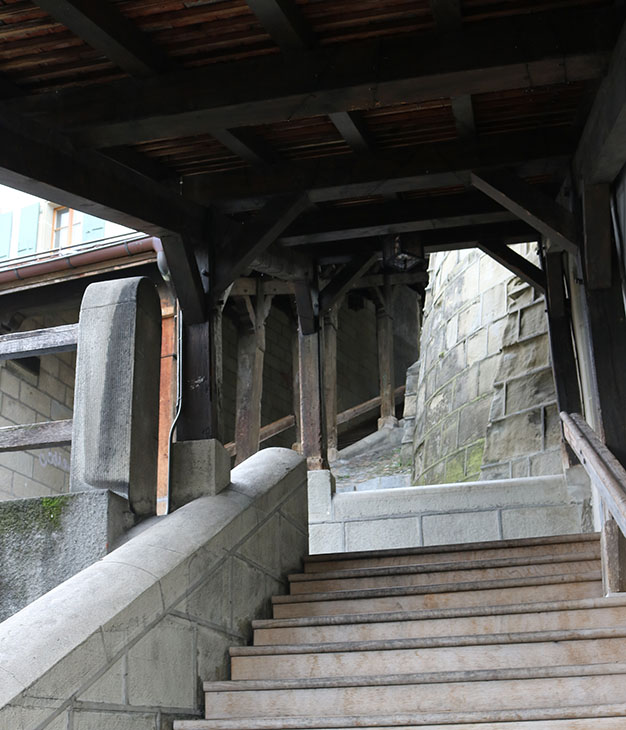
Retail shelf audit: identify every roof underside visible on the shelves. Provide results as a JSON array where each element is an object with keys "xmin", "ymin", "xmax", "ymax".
[{"xmin": 0, "ymin": 0, "xmax": 623, "ymax": 276}]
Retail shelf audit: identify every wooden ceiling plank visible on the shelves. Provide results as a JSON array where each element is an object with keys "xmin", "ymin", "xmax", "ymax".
[
  {"xmin": 211, "ymin": 128, "xmax": 279, "ymax": 167},
  {"xmin": 471, "ymin": 168, "xmax": 581, "ymax": 254},
  {"xmin": 32, "ymin": 0, "xmax": 171, "ymax": 77},
  {"xmin": 10, "ymin": 8, "xmax": 613, "ymax": 148}
]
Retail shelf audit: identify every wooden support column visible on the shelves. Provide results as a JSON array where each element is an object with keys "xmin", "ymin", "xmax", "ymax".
[
  {"xmin": 601, "ymin": 516, "xmax": 626, "ymax": 593},
  {"xmin": 295, "ymin": 282, "xmax": 328, "ymax": 470},
  {"xmin": 376, "ymin": 277, "xmax": 397, "ymax": 429},
  {"xmin": 323, "ymin": 305, "xmax": 340, "ymax": 461},
  {"xmin": 234, "ymin": 286, "xmax": 273, "ymax": 465},
  {"xmin": 177, "ymin": 316, "xmax": 220, "ymax": 442}
]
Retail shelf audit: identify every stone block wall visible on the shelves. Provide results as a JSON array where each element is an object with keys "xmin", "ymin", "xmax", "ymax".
[
  {"xmin": 409, "ymin": 246, "xmax": 562, "ymax": 485},
  {"xmin": 0, "ymin": 310, "xmax": 77, "ymax": 501},
  {"xmin": 308, "ymin": 474, "xmax": 593, "ymax": 553},
  {"xmin": 0, "ymin": 448, "xmax": 308, "ymax": 730}
]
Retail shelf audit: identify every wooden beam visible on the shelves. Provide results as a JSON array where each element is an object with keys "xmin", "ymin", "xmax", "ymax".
[
  {"xmin": 323, "ymin": 307, "xmax": 340, "ymax": 460},
  {"xmin": 319, "ymin": 254, "xmax": 378, "ymax": 315},
  {"xmin": 104, "ymin": 146, "xmax": 175, "ymax": 182},
  {"xmin": 583, "ymin": 183, "xmax": 613, "ymax": 289},
  {"xmin": 451, "ymin": 95, "xmax": 476, "ymax": 141},
  {"xmin": 176, "ymin": 317, "xmax": 220, "ymax": 442},
  {"xmin": 189, "ymin": 131, "xmax": 573, "ymax": 211},
  {"xmin": 329, "ymin": 112, "xmax": 372, "ymax": 154},
  {"xmin": 584, "ymin": 248, "xmax": 626, "ymax": 467},
  {"xmin": 376, "ymin": 277, "xmax": 397, "ymax": 428},
  {"xmin": 234, "ymin": 289, "xmax": 273, "ymax": 464},
  {"xmin": 477, "ymin": 241, "xmax": 546, "ymax": 293},
  {"xmin": 574, "ymin": 19, "xmax": 626, "ymax": 184},
  {"xmin": 33, "ymin": 0, "xmax": 170, "ymax": 77},
  {"xmin": 298, "ymin": 327, "xmax": 327, "ymax": 470},
  {"xmin": 471, "ymin": 168, "xmax": 581, "ymax": 254},
  {"xmin": 211, "ymin": 128, "xmax": 279, "ymax": 167},
  {"xmin": 279, "ymin": 192, "xmax": 515, "ymax": 246},
  {"xmin": 544, "ymin": 251, "xmax": 582, "ymax": 415},
  {"xmin": 213, "ymin": 193, "xmax": 310, "ymax": 296},
  {"xmin": 224, "ymin": 413, "xmax": 296, "ymax": 457},
  {"xmin": 430, "ymin": 0, "xmax": 462, "ymax": 31},
  {"xmin": 0, "ymin": 106, "xmax": 209, "ymax": 241},
  {"xmin": 601, "ymin": 517, "xmax": 626, "ymax": 594},
  {"xmin": 0, "ymin": 324, "xmax": 77, "ymax": 360},
  {"xmin": 0, "ymin": 419, "xmax": 72, "ymax": 452},
  {"xmin": 337, "ymin": 386, "xmax": 405, "ymax": 427},
  {"xmin": 246, "ymin": 0, "xmax": 314, "ymax": 52},
  {"xmin": 160, "ymin": 234, "xmax": 207, "ymax": 324},
  {"xmin": 293, "ymin": 280, "xmax": 316, "ymax": 336},
  {"xmin": 19, "ymin": 8, "xmax": 612, "ymax": 147}
]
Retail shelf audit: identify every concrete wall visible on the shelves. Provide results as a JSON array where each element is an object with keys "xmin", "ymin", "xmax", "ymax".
[
  {"xmin": 0, "ymin": 447, "xmax": 308, "ymax": 730},
  {"xmin": 0, "ymin": 310, "xmax": 77, "ymax": 501},
  {"xmin": 309, "ymin": 473, "xmax": 593, "ymax": 553},
  {"xmin": 408, "ymin": 246, "xmax": 562, "ymax": 485}
]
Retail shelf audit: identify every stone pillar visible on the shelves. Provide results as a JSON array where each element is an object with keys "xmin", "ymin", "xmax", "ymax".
[{"xmin": 70, "ymin": 277, "xmax": 161, "ymax": 518}]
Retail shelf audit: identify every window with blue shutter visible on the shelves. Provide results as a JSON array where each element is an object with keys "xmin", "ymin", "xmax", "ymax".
[
  {"xmin": 82, "ymin": 213, "xmax": 106, "ymax": 242},
  {"xmin": 0, "ymin": 212, "xmax": 12, "ymax": 259},
  {"xmin": 17, "ymin": 203, "xmax": 40, "ymax": 255}
]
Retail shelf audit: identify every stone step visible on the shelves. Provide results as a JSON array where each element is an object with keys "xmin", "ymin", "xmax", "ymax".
[
  {"xmin": 272, "ymin": 573, "xmax": 602, "ymax": 619},
  {"xmin": 230, "ymin": 632, "xmax": 626, "ymax": 680},
  {"xmin": 202, "ymin": 668, "xmax": 626, "ymax": 718},
  {"xmin": 176, "ymin": 710, "xmax": 626, "ymax": 730},
  {"xmin": 288, "ymin": 558, "xmax": 600, "ymax": 594},
  {"xmin": 253, "ymin": 597, "xmax": 626, "ymax": 646},
  {"xmin": 303, "ymin": 534, "xmax": 600, "ymax": 573}
]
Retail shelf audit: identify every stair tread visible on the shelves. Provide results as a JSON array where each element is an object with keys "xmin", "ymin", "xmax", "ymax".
[
  {"xmin": 177, "ymin": 713, "xmax": 626, "ymax": 730},
  {"xmin": 289, "ymin": 553, "xmax": 601, "ymax": 582},
  {"xmin": 232, "ymin": 626, "xmax": 626, "ymax": 656},
  {"xmin": 253, "ymin": 595, "xmax": 626, "ymax": 629},
  {"xmin": 274, "ymin": 571, "xmax": 601, "ymax": 604},
  {"xmin": 304, "ymin": 533, "xmax": 600, "ymax": 568},
  {"xmin": 204, "ymin": 662, "xmax": 626, "ymax": 692}
]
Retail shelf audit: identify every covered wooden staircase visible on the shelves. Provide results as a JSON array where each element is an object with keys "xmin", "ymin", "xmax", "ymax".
[{"xmin": 176, "ymin": 533, "xmax": 626, "ymax": 729}]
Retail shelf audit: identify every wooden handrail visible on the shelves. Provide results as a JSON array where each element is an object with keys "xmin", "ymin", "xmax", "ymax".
[
  {"xmin": 225, "ymin": 386, "xmax": 407, "ymax": 458},
  {"xmin": 560, "ymin": 411, "xmax": 626, "ymax": 536},
  {"xmin": 0, "ymin": 323, "xmax": 78, "ymax": 361},
  {"xmin": 0, "ymin": 419, "xmax": 73, "ymax": 453}
]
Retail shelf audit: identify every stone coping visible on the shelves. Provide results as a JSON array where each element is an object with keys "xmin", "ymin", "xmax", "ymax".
[{"xmin": 0, "ymin": 447, "xmax": 305, "ymax": 713}]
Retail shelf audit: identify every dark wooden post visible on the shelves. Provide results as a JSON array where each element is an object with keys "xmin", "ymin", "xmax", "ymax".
[
  {"xmin": 376, "ymin": 276, "xmax": 397, "ymax": 429},
  {"xmin": 234, "ymin": 286, "xmax": 273, "ymax": 465},
  {"xmin": 580, "ymin": 183, "xmax": 626, "ymax": 591},
  {"xmin": 323, "ymin": 305, "xmax": 340, "ymax": 461},
  {"xmin": 177, "ymin": 317, "xmax": 219, "ymax": 442},
  {"xmin": 291, "ymin": 320, "xmax": 302, "ymax": 452},
  {"xmin": 294, "ymin": 280, "xmax": 328, "ymax": 470}
]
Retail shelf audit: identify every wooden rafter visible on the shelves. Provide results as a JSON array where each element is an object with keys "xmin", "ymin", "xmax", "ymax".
[
  {"xmin": 430, "ymin": 0, "xmax": 462, "ymax": 31},
  {"xmin": 32, "ymin": 0, "xmax": 171, "ymax": 77},
  {"xmin": 319, "ymin": 254, "xmax": 379, "ymax": 315},
  {"xmin": 329, "ymin": 112, "xmax": 372, "ymax": 154},
  {"xmin": 246, "ymin": 0, "xmax": 314, "ymax": 51}
]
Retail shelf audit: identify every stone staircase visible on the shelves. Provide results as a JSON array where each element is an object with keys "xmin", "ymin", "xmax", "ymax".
[{"xmin": 175, "ymin": 533, "xmax": 626, "ymax": 729}]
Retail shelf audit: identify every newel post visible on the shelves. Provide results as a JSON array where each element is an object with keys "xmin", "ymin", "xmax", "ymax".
[{"xmin": 70, "ymin": 277, "xmax": 162, "ymax": 517}]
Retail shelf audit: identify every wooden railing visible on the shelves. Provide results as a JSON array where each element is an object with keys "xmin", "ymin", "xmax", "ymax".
[
  {"xmin": 0, "ymin": 324, "xmax": 77, "ymax": 453},
  {"xmin": 561, "ymin": 411, "xmax": 626, "ymax": 592},
  {"xmin": 225, "ymin": 385, "xmax": 406, "ymax": 458}
]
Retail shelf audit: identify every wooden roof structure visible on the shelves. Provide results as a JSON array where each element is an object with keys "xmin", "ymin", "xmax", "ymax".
[{"xmin": 0, "ymin": 1, "xmax": 623, "ymax": 302}]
